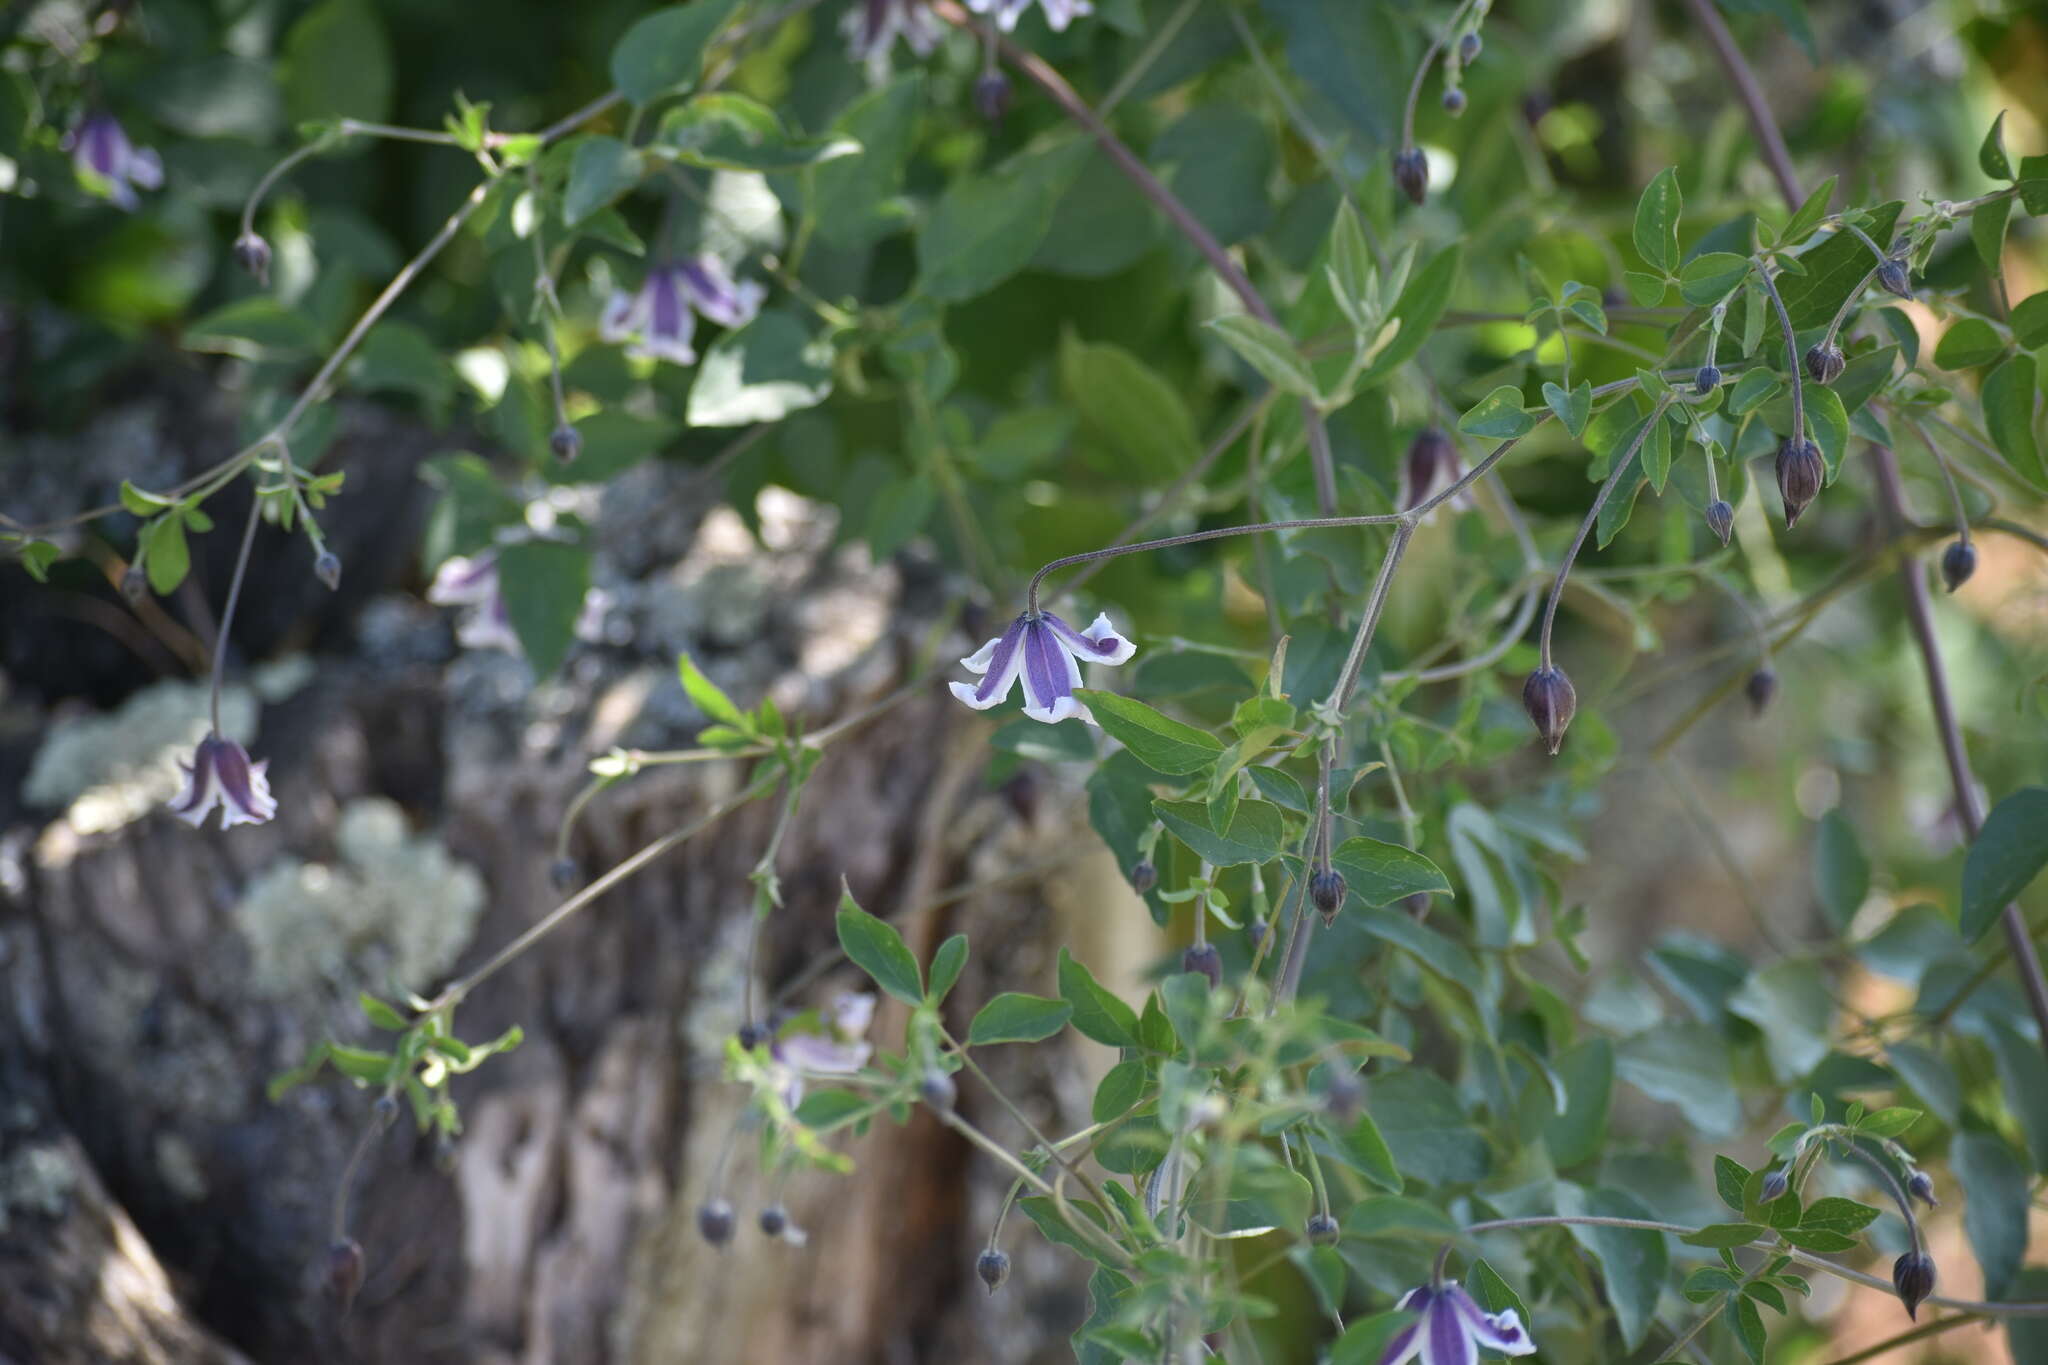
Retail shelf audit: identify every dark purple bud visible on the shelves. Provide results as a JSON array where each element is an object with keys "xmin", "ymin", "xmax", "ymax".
[
  {"xmin": 1402, "ymin": 427, "xmax": 1456, "ymax": 510},
  {"xmin": 736, "ymin": 1021, "xmax": 766, "ymax": 1051},
  {"xmin": 1760, "ymin": 1166, "xmax": 1790, "ymax": 1203},
  {"xmin": 1940, "ymin": 540, "xmax": 1976, "ymax": 593},
  {"xmin": 1706, "ymin": 499, "xmax": 1735, "ymax": 547},
  {"xmin": 314, "ymin": 550, "xmax": 342, "ymax": 590},
  {"xmin": 233, "ymin": 231, "xmax": 273, "ymax": 286},
  {"xmin": 372, "ymin": 1093, "xmax": 399, "ymax": 1127},
  {"xmin": 1309, "ymin": 869, "xmax": 1347, "ymax": 924},
  {"xmin": 919, "ymin": 1069, "xmax": 957, "ymax": 1115},
  {"xmin": 759, "ymin": 1204, "xmax": 788, "ymax": 1237},
  {"xmin": 1246, "ymin": 919, "xmax": 1267, "ymax": 950},
  {"xmin": 121, "ymin": 565, "xmax": 148, "ymax": 602},
  {"xmin": 1522, "ymin": 664, "xmax": 1577, "ymax": 756},
  {"xmin": 1804, "ymin": 342, "xmax": 1845, "ymax": 385},
  {"xmin": 1392, "ymin": 147, "xmax": 1428, "ymax": 206},
  {"xmin": 1458, "ymin": 31, "xmax": 1481, "ymax": 61},
  {"xmin": 1181, "ymin": 941, "xmax": 1222, "ymax": 989},
  {"xmin": 1776, "ymin": 437, "xmax": 1824, "ymax": 528},
  {"xmin": 1441, "ymin": 88, "xmax": 1466, "ymax": 116},
  {"xmin": 1745, "ymin": 667, "xmax": 1778, "ymax": 716},
  {"xmin": 1305, "ymin": 1212, "xmax": 1342, "ymax": 1246},
  {"xmin": 1875, "ymin": 257, "xmax": 1912, "ymax": 300},
  {"xmin": 550, "ymin": 857, "xmax": 580, "ymax": 892},
  {"xmin": 1892, "ymin": 1250, "xmax": 1936, "ymax": 1319},
  {"xmin": 1693, "ymin": 364, "xmax": 1721, "ymax": 396},
  {"xmin": 1129, "ymin": 860, "xmax": 1158, "ymax": 895},
  {"xmin": 973, "ymin": 70, "xmax": 1012, "ymax": 125},
  {"xmin": 550, "ymin": 423, "xmax": 582, "ymax": 464},
  {"xmin": 325, "ymin": 1238, "xmax": 365, "ymax": 1312},
  {"xmin": 976, "ymin": 1247, "xmax": 1011, "ymax": 1294},
  {"xmin": 697, "ymin": 1199, "xmax": 736, "ymax": 1246},
  {"xmin": 1906, "ymin": 1169, "xmax": 1937, "ymax": 1206},
  {"xmin": 1323, "ymin": 1069, "xmax": 1363, "ymax": 1120}
]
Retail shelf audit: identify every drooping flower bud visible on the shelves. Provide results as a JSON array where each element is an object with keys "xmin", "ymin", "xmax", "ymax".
[
  {"xmin": 759, "ymin": 1204, "xmax": 788, "ymax": 1237},
  {"xmin": 1309, "ymin": 869, "xmax": 1347, "ymax": 924},
  {"xmin": 550, "ymin": 857, "xmax": 580, "ymax": 892},
  {"xmin": 1323, "ymin": 1068, "xmax": 1363, "ymax": 1120},
  {"xmin": 1693, "ymin": 364, "xmax": 1721, "ymax": 396},
  {"xmin": 1759, "ymin": 1166, "xmax": 1790, "ymax": 1203},
  {"xmin": 1745, "ymin": 667, "xmax": 1778, "ymax": 716},
  {"xmin": 976, "ymin": 1247, "xmax": 1011, "ymax": 1294},
  {"xmin": 1246, "ymin": 919, "xmax": 1266, "ymax": 950},
  {"xmin": 1128, "ymin": 860, "xmax": 1158, "ymax": 895},
  {"xmin": 1305, "ymin": 1213, "xmax": 1341, "ymax": 1246},
  {"xmin": 1804, "ymin": 342, "xmax": 1845, "ymax": 386},
  {"xmin": 1906, "ymin": 1169, "xmax": 1937, "ymax": 1206},
  {"xmin": 1892, "ymin": 1250, "xmax": 1936, "ymax": 1319},
  {"xmin": 233, "ymin": 231, "xmax": 273, "ymax": 286},
  {"xmin": 314, "ymin": 550, "xmax": 342, "ymax": 590},
  {"xmin": 1441, "ymin": 88, "xmax": 1466, "ymax": 116},
  {"xmin": 735, "ymin": 1020, "xmax": 766, "ymax": 1051},
  {"xmin": 1875, "ymin": 257, "xmax": 1912, "ymax": 300},
  {"xmin": 1775, "ymin": 437, "xmax": 1824, "ymax": 528},
  {"xmin": 697, "ymin": 1199, "xmax": 736, "ymax": 1246},
  {"xmin": 121, "ymin": 565, "xmax": 147, "ymax": 602},
  {"xmin": 1392, "ymin": 147, "xmax": 1429, "ymax": 206},
  {"xmin": 1181, "ymin": 941, "xmax": 1222, "ymax": 989},
  {"xmin": 550, "ymin": 422, "xmax": 582, "ymax": 464},
  {"xmin": 325, "ymin": 1237, "xmax": 365, "ymax": 1312},
  {"xmin": 1522, "ymin": 664, "xmax": 1576, "ymax": 756},
  {"xmin": 1940, "ymin": 540, "xmax": 1976, "ymax": 593},
  {"xmin": 1705, "ymin": 499, "xmax": 1735, "ymax": 547},
  {"xmin": 973, "ymin": 70, "xmax": 1012, "ymax": 125},
  {"xmin": 372, "ymin": 1093, "xmax": 400, "ymax": 1127},
  {"xmin": 1458, "ymin": 31, "xmax": 1481, "ymax": 61},
  {"xmin": 919, "ymin": 1069, "xmax": 957, "ymax": 1115}
]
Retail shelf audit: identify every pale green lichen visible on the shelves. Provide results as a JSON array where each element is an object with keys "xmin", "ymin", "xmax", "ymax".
[
  {"xmin": 0, "ymin": 1143, "xmax": 76, "ymax": 1235},
  {"xmin": 233, "ymin": 798, "xmax": 485, "ymax": 996}
]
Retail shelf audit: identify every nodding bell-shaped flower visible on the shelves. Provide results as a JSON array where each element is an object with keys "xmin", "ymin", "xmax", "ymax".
[
  {"xmin": 950, "ymin": 611, "xmax": 1136, "ymax": 724},
  {"xmin": 841, "ymin": 0, "xmax": 941, "ymax": 76},
  {"xmin": 169, "ymin": 733, "xmax": 278, "ymax": 830},
  {"xmin": 1400, "ymin": 428, "xmax": 1472, "ymax": 522},
  {"xmin": 771, "ymin": 992, "xmax": 875, "ymax": 1108},
  {"xmin": 67, "ymin": 112, "xmax": 162, "ymax": 211},
  {"xmin": 1378, "ymin": 1281, "xmax": 1537, "ymax": 1365},
  {"xmin": 599, "ymin": 257, "xmax": 765, "ymax": 367},
  {"xmin": 963, "ymin": 0, "xmax": 1090, "ymax": 33}
]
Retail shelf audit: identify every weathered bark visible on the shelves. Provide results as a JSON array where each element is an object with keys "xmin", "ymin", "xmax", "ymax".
[{"xmin": 1, "ymin": 380, "xmax": 1145, "ymax": 1363}]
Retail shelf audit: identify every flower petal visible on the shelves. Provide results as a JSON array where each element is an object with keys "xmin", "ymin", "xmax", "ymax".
[
  {"xmin": 678, "ymin": 257, "xmax": 764, "ymax": 328},
  {"xmin": 598, "ymin": 288, "xmax": 644, "ymax": 343},
  {"xmin": 1375, "ymin": 1321, "xmax": 1425, "ymax": 1365},
  {"xmin": 1044, "ymin": 611, "xmax": 1136, "ymax": 666},
  {"xmin": 1447, "ymin": 1285, "xmax": 1536, "ymax": 1356},
  {"xmin": 212, "ymin": 743, "xmax": 278, "ymax": 827},
  {"xmin": 1018, "ymin": 619, "xmax": 1082, "ymax": 723},
  {"xmin": 126, "ymin": 146, "xmax": 163, "ymax": 190},
  {"xmin": 168, "ymin": 748, "xmax": 223, "ymax": 827},
  {"xmin": 777, "ymin": 1034, "xmax": 871, "ymax": 1074},
  {"xmin": 953, "ymin": 617, "xmax": 1028, "ymax": 709},
  {"xmin": 1421, "ymin": 1292, "xmax": 1477, "ymax": 1365},
  {"xmin": 427, "ymin": 553, "xmax": 499, "ymax": 606},
  {"xmin": 831, "ymin": 992, "xmax": 876, "ymax": 1039}
]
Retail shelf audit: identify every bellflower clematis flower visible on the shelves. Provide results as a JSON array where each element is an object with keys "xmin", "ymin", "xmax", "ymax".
[
  {"xmin": 599, "ymin": 257, "xmax": 766, "ymax": 367},
  {"xmin": 427, "ymin": 550, "xmax": 606, "ymax": 656},
  {"xmin": 964, "ymin": 0, "xmax": 1090, "ymax": 31},
  {"xmin": 950, "ymin": 611, "xmax": 1136, "ymax": 724},
  {"xmin": 1378, "ymin": 1281, "xmax": 1537, "ymax": 1365},
  {"xmin": 1398, "ymin": 428, "xmax": 1474, "ymax": 523},
  {"xmin": 169, "ymin": 734, "xmax": 277, "ymax": 830},
  {"xmin": 842, "ymin": 0, "xmax": 941, "ymax": 75},
  {"xmin": 67, "ymin": 112, "xmax": 163, "ymax": 212},
  {"xmin": 772, "ymin": 993, "xmax": 875, "ymax": 1108}
]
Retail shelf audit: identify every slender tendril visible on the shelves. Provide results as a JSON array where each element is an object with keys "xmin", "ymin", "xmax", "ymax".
[{"xmin": 208, "ymin": 490, "xmax": 265, "ymax": 736}]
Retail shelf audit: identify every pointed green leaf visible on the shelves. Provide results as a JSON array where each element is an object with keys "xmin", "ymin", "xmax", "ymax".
[
  {"xmin": 1981, "ymin": 110, "xmax": 2014, "ymax": 181},
  {"xmin": 1962, "ymin": 788, "xmax": 2048, "ymax": 941},
  {"xmin": 1458, "ymin": 385, "xmax": 1536, "ymax": 439},
  {"xmin": 1633, "ymin": 167, "xmax": 1682, "ymax": 274},
  {"xmin": 968, "ymin": 992, "xmax": 1073, "ymax": 1044},
  {"xmin": 1078, "ymin": 691, "xmax": 1222, "ymax": 775},
  {"xmin": 835, "ymin": 885, "xmax": 923, "ymax": 1005}
]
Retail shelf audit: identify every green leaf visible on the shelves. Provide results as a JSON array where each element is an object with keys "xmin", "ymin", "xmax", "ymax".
[
  {"xmin": 494, "ymin": 540, "xmax": 590, "ymax": 676},
  {"xmin": 142, "ymin": 515, "xmax": 190, "ymax": 595},
  {"xmin": 182, "ymin": 296, "xmax": 327, "ymax": 359},
  {"xmin": 1327, "ymin": 199, "xmax": 1374, "ymax": 313},
  {"xmin": 1715, "ymin": 1155, "xmax": 1754, "ymax": 1212},
  {"xmin": 610, "ymin": 0, "xmax": 742, "ymax": 105},
  {"xmin": 281, "ymin": 0, "xmax": 393, "ymax": 126},
  {"xmin": 1562, "ymin": 1186, "xmax": 1669, "ymax": 1350},
  {"xmin": 1987, "ymin": 1022, "xmax": 2048, "ymax": 1174},
  {"xmin": 1856, "ymin": 1106, "xmax": 1922, "ymax": 1139},
  {"xmin": 1092, "ymin": 1058, "xmax": 1148, "ymax": 1122},
  {"xmin": 968, "ymin": 992, "xmax": 1073, "ymax": 1044},
  {"xmin": 1799, "ymin": 1196, "xmax": 1880, "ymax": 1236},
  {"xmin": 928, "ymin": 934, "xmax": 969, "ymax": 1005},
  {"xmin": 1060, "ymin": 334, "xmax": 1202, "ymax": 480},
  {"xmin": 653, "ymin": 93, "xmax": 860, "ymax": 172},
  {"xmin": 562, "ymin": 135, "xmax": 644, "ymax": 227},
  {"xmin": 1962, "ymin": 788, "xmax": 2048, "ymax": 941},
  {"xmin": 2012, "ymin": 293, "xmax": 2048, "ymax": 350},
  {"xmin": 1814, "ymin": 809, "xmax": 1870, "ymax": 931},
  {"xmin": 1154, "ymin": 799, "xmax": 1285, "ymax": 867},
  {"xmin": 835, "ymin": 886, "xmax": 923, "ymax": 1005},
  {"xmin": 687, "ymin": 310, "xmax": 834, "ymax": 426},
  {"xmin": 1373, "ymin": 1069, "xmax": 1489, "ymax": 1185},
  {"xmin": 1356, "ymin": 245, "xmax": 1461, "ymax": 386},
  {"xmin": 1933, "ymin": 317, "xmax": 2006, "ymax": 370},
  {"xmin": 1543, "ymin": 1038, "xmax": 1614, "ymax": 1169},
  {"xmin": 1466, "ymin": 1257, "xmax": 1531, "ymax": 1327},
  {"xmin": 358, "ymin": 993, "xmax": 408, "ymax": 1031},
  {"xmin": 1078, "ymin": 691, "xmax": 1223, "ymax": 775},
  {"xmin": 1727, "ymin": 960, "xmax": 1834, "ymax": 1082},
  {"xmin": 1982, "ymin": 354, "xmax": 2044, "ymax": 489},
  {"xmin": 1981, "ymin": 110, "xmax": 2014, "ymax": 181},
  {"xmin": 15, "ymin": 540, "xmax": 61, "ymax": 582},
  {"xmin": 1329, "ymin": 835, "xmax": 1453, "ymax": 908},
  {"xmin": 1457, "ymin": 385, "xmax": 1536, "ymax": 439},
  {"xmin": 1542, "ymin": 379, "xmax": 1592, "ymax": 438},
  {"xmin": 1734, "ymin": 1295, "xmax": 1768, "ymax": 1365},
  {"xmin": 1728, "ymin": 368, "xmax": 1780, "ymax": 416},
  {"xmin": 1058, "ymin": 947, "xmax": 1140, "ymax": 1049},
  {"xmin": 1975, "ymin": 195, "xmax": 2015, "ymax": 272},
  {"xmin": 1681, "ymin": 1222, "xmax": 1768, "ymax": 1247},
  {"xmin": 1206, "ymin": 315, "xmax": 1318, "ymax": 398},
  {"xmin": 1617, "ymin": 1023, "xmax": 1740, "ymax": 1136},
  {"xmin": 1955, "ymin": 1131, "xmax": 2029, "ymax": 1299},
  {"xmin": 811, "ymin": 74, "xmax": 922, "ymax": 248},
  {"xmin": 1632, "ymin": 167, "xmax": 1682, "ymax": 274},
  {"xmin": 1624, "ymin": 270, "xmax": 1667, "ymax": 307},
  {"xmin": 918, "ymin": 140, "xmax": 1087, "ymax": 302},
  {"xmin": 1679, "ymin": 252, "xmax": 1751, "ymax": 306},
  {"xmin": 1344, "ymin": 1110, "xmax": 1402, "ymax": 1193},
  {"xmin": 1640, "ymin": 408, "xmax": 1673, "ymax": 494},
  {"xmin": 1779, "ymin": 175, "xmax": 1837, "ymax": 247}
]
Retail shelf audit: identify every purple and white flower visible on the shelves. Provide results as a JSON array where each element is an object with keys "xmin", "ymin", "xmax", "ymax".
[
  {"xmin": 168, "ymin": 734, "xmax": 277, "ymax": 830},
  {"xmin": 842, "ymin": 0, "xmax": 941, "ymax": 75},
  {"xmin": 964, "ymin": 0, "xmax": 1091, "ymax": 31},
  {"xmin": 599, "ymin": 257, "xmax": 766, "ymax": 367},
  {"xmin": 426, "ymin": 550, "xmax": 606, "ymax": 657},
  {"xmin": 66, "ymin": 112, "xmax": 162, "ymax": 211},
  {"xmin": 772, "ymin": 993, "xmax": 876, "ymax": 1108},
  {"xmin": 1378, "ymin": 1281, "xmax": 1537, "ymax": 1365},
  {"xmin": 950, "ymin": 611, "xmax": 1136, "ymax": 725}
]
